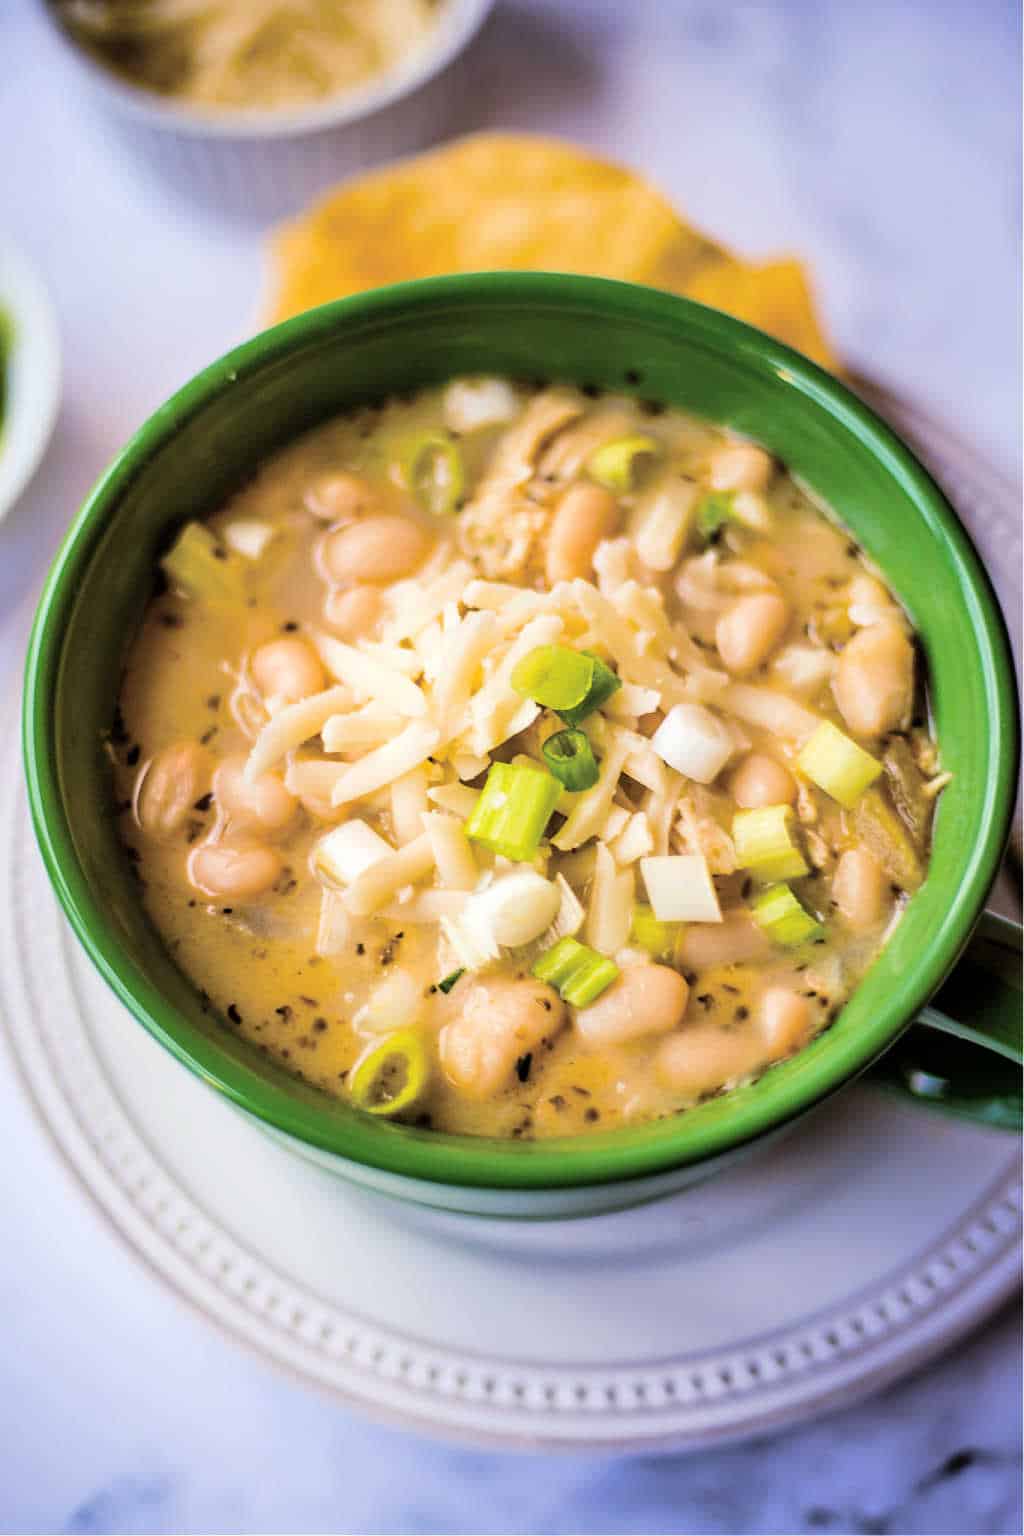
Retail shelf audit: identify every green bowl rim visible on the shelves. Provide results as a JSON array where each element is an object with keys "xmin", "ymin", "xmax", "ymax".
[{"xmin": 21, "ymin": 272, "xmax": 1020, "ymax": 1192}]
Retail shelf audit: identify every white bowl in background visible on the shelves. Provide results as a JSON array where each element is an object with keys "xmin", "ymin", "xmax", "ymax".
[
  {"xmin": 36, "ymin": 0, "xmax": 496, "ymax": 218},
  {"xmin": 0, "ymin": 242, "xmax": 61, "ymax": 524}
]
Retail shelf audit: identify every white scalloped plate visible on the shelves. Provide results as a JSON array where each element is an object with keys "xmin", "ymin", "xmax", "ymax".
[{"xmin": 2, "ymin": 390, "xmax": 1020, "ymax": 1453}]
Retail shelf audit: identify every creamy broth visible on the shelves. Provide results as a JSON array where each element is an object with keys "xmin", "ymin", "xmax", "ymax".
[{"xmin": 113, "ymin": 379, "xmax": 945, "ymax": 1138}]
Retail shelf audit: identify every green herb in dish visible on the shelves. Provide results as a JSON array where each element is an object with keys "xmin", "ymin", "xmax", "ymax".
[{"xmin": 542, "ymin": 728, "xmax": 599, "ymax": 791}]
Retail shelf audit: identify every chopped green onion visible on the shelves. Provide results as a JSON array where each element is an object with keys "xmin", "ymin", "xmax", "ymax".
[
  {"xmin": 732, "ymin": 805, "xmax": 809, "ymax": 881},
  {"xmin": 437, "ymin": 968, "xmax": 465, "ymax": 994},
  {"xmin": 558, "ymin": 651, "xmax": 622, "ymax": 727},
  {"xmin": 630, "ymin": 902, "xmax": 683, "ymax": 963},
  {"xmin": 510, "ymin": 645, "xmax": 621, "ymax": 725},
  {"xmin": 403, "ymin": 432, "xmax": 464, "ymax": 516},
  {"xmin": 696, "ymin": 491, "xmax": 736, "ymax": 539},
  {"xmin": 464, "ymin": 761, "xmax": 561, "ymax": 862},
  {"xmin": 798, "ymin": 721, "xmax": 883, "ymax": 808},
  {"xmin": 348, "ymin": 1029, "xmax": 430, "ymax": 1118},
  {"xmin": 532, "ymin": 936, "xmax": 619, "ymax": 1007},
  {"xmin": 161, "ymin": 522, "xmax": 245, "ymax": 603},
  {"xmin": 511, "ymin": 645, "xmax": 594, "ymax": 710},
  {"xmin": 542, "ymin": 729, "xmax": 599, "ymax": 791},
  {"xmin": 751, "ymin": 884, "xmax": 823, "ymax": 947},
  {"xmin": 587, "ymin": 434, "xmax": 662, "ymax": 493}
]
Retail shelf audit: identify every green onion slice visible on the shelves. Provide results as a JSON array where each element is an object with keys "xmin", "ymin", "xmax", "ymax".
[
  {"xmin": 587, "ymin": 435, "xmax": 662, "ymax": 493},
  {"xmin": 732, "ymin": 805, "xmax": 809, "ymax": 882},
  {"xmin": 161, "ymin": 522, "xmax": 245, "ymax": 604},
  {"xmin": 542, "ymin": 728, "xmax": 599, "ymax": 791},
  {"xmin": 558, "ymin": 651, "xmax": 622, "ymax": 727},
  {"xmin": 696, "ymin": 491, "xmax": 736, "ymax": 539},
  {"xmin": 403, "ymin": 432, "xmax": 464, "ymax": 517},
  {"xmin": 751, "ymin": 884, "xmax": 824, "ymax": 947},
  {"xmin": 348, "ymin": 1029, "xmax": 430, "ymax": 1118},
  {"xmin": 532, "ymin": 936, "xmax": 620, "ymax": 1008},
  {"xmin": 511, "ymin": 645, "xmax": 594, "ymax": 710},
  {"xmin": 510, "ymin": 646, "xmax": 622, "ymax": 725},
  {"xmin": 464, "ymin": 761, "xmax": 562, "ymax": 863},
  {"xmin": 797, "ymin": 721, "xmax": 883, "ymax": 808},
  {"xmin": 630, "ymin": 902, "xmax": 683, "ymax": 963},
  {"xmin": 437, "ymin": 968, "xmax": 465, "ymax": 994}
]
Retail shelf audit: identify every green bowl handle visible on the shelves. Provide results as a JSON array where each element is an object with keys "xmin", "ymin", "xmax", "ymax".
[{"xmin": 866, "ymin": 911, "xmax": 1022, "ymax": 1130}]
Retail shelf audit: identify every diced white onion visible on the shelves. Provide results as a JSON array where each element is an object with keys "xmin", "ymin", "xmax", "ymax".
[
  {"xmin": 312, "ymin": 819, "xmax": 392, "ymax": 887},
  {"xmin": 651, "ymin": 703, "xmax": 734, "ymax": 784},
  {"xmin": 353, "ymin": 970, "xmax": 425, "ymax": 1035},
  {"xmin": 223, "ymin": 520, "xmax": 274, "ymax": 560},
  {"xmin": 640, "ymin": 854, "xmax": 722, "ymax": 923},
  {"xmin": 443, "ymin": 376, "xmax": 521, "ymax": 434},
  {"xmin": 472, "ymin": 871, "xmax": 561, "ymax": 948}
]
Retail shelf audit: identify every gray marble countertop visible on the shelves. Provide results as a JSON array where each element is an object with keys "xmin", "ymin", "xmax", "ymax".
[{"xmin": 0, "ymin": 2, "xmax": 1020, "ymax": 1532}]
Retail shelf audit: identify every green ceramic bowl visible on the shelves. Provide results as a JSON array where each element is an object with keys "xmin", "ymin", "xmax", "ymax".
[{"xmin": 23, "ymin": 274, "xmax": 1020, "ymax": 1218}]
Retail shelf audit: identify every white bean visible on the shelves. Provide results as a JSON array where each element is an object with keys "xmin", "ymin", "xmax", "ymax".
[
  {"xmin": 213, "ymin": 754, "xmax": 296, "ymax": 835},
  {"xmin": 656, "ymin": 1026, "xmax": 758, "ymax": 1097},
  {"xmin": 759, "ymin": 986, "xmax": 814, "ymax": 1054},
  {"xmin": 832, "ymin": 619, "xmax": 914, "ymax": 737},
  {"xmin": 677, "ymin": 910, "xmax": 773, "ymax": 970},
  {"xmin": 708, "ymin": 442, "xmax": 774, "ymax": 494},
  {"xmin": 832, "ymin": 847, "xmax": 888, "ymax": 931},
  {"xmin": 250, "ymin": 636, "xmax": 324, "ymax": 707},
  {"xmin": 716, "ymin": 591, "xmax": 790, "ymax": 674},
  {"xmin": 305, "ymin": 470, "xmax": 380, "ymax": 522},
  {"xmin": 440, "ymin": 977, "xmax": 565, "ymax": 1100},
  {"xmin": 188, "ymin": 842, "xmax": 282, "ymax": 900},
  {"xmin": 575, "ymin": 963, "xmax": 688, "ymax": 1047},
  {"xmin": 136, "ymin": 740, "xmax": 210, "ymax": 838},
  {"xmin": 323, "ymin": 515, "xmax": 430, "ymax": 586},
  {"xmin": 728, "ymin": 751, "xmax": 797, "ymax": 809},
  {"xmin": 324, "ymin": 585, "xmax": 382, "ymax": 639},
  {"xmin": 546, "ymin": 482, "xmax": 620, "ymax": 585}
]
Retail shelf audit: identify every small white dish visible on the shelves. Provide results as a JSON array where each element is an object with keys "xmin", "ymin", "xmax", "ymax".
[
  {"xmin": 0, "ymin": 242, "xmax": 61, "ymax": 523},
  {"xmin": 39, "ymin": 0, "xmax": 494, "ymax": 140},
  {"xmin": 37, "ymin": 1, "xmax": 495, "ymax": 218}
]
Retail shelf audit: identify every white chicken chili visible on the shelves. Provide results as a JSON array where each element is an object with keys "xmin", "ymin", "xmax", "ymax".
[{"xmin": 112, "ymin": 377, "xmax": 946, "ymax": 1138}]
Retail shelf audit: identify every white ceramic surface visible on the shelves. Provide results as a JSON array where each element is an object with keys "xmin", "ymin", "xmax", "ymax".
[
  {"xmin": 0, "ymin": 241, "xmax": 61, "ymax": 524},
  {"xmin": 3, "ymin": 399, "xmax": 1020, "ymax": 1451}
]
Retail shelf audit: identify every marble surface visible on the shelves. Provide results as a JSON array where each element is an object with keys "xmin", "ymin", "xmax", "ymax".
[{"xmin": 0, "ymin": 1, "xmax": 1020, "ymax": 1532}]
